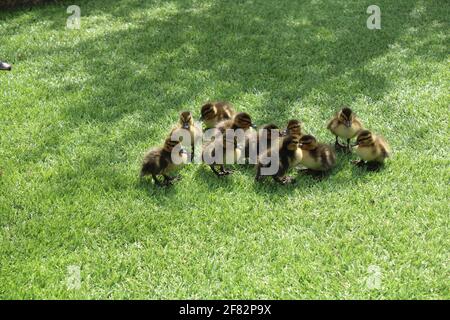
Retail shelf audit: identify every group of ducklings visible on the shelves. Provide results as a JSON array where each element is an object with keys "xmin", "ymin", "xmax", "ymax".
[{"xmin": 141, "ymin": 102, "xmax": 390, "ymax": 186}]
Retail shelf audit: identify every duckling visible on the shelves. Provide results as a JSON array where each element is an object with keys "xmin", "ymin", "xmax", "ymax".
[
  {"xmin": 245, "ymin": 124, "xmax": 281, "ymax": 163},
  {"xmin": 255, "ymin": 134, "xmax": 302, "ymax": 184},
  {"xmin": 202, "ymin": 134, "xmax": 243, "ymax": 177},
  {"xmin": 327, "ymin": 107, "xmax": 363, "ymax": 151},
  {"xmin": 215, "ymin": 112, "xmax": 256, "ymax": 133},
  {"xmin": 298, "ymin": 135, "xmax": 336, "ymax": 173},
  {"xmin": 257, "ymin": 124, "xmax": 282, "ymax": 155},
  {"xmin": 199, "ymin": 101, "xmax": 236, "ymax": 129},
  {"xmin": 140, "ymin": 137, "xmax": 188, "ymax": 186},
  {"xmin": 352, "ymin": 130, "xmax": 390, "ymax": 168},
  {"xmin": 175, "ymin": 111, "xmax": 202, "ymax": 161},
  {"xmin": 281, "ymin": 119, "xmax": 303, "ymax": 137}
]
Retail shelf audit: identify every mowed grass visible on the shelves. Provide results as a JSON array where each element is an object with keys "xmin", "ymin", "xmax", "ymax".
[{"xmin": 0, "ymin": 0, "xmax": 449, "ymax": 299}]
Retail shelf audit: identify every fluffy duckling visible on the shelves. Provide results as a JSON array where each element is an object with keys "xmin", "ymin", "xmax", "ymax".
[
  {"xmin": 245, "ymin": 124, "xmax": 281, "ymax": 163},
  {"xmin": 215, "ymin": 112, "xmax": 256, "ymax": 132},
  {"xmin": 175, "ymin": 111, "xmax": 202, "ymax": 161},
  {"xmin": 327, "ymin": 107, "xmax": 363, "ymax": 151},
  {"xmin": 258, "ymin": 124, "xmax": 282, "ymax": 156},
  {"xmin": 200, "ymin": 101, "xmax": 236, "ymax": 129},
  {"xmin": 202, "ymin": 135, "xmax": 243, "ymax": 177},
  {"xmin": 255, "ymin": 134, "xmax": 302, "ymax": 184},
  {"xmin": 140, "ymin": 137, "xmax": 188, "ymax": 186},
  {"xmin": 352, "ymin": 130, "xmax": 390, "ymax": 168},
  {"xmin": 298, "ymin": 135, "xmax": 336, "ymax": 172},
  {"xmin": 281, "ymin": 119, "xmax": 303, "ymax": 137}
]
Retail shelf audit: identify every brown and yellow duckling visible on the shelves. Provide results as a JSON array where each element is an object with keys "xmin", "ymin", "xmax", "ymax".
[
  {"xmin": 298, "ymin": 135, "xmax": 336, "ymax": 173},
  {"xmin": 327, "ymin": 107, "xmax": 363, "ymax": 151},
  {"xmin": 281, "ymin": 119, "xmax": 303, "ymax": 138},
  {"xmin": 352, "ymin": 130, "xmax": 390, "ymax": 168},
  {"xmin": 257, "ymin": 124, "xmax": 282, "ymax": 156},
  {"xmin": 245, "ymin": 124, "xmax": 281, "ymax": 163},
  {"xmin": 255, "ymin": 134, "xmax": 302, "ymax": 184},
  {"xmin": 173, "ymin": 111, "xmax": 202, "ymax": 161},
  {"xmin": 199, "ymin": 101, "xmax": 236, "ymax": 129},
  {"xmin": 202, "ymin": 134, "xmax": 243, "ymax": 177},
  {"xmin": 215, "ymin": 112, "xmax": 256, "ymax": 133},
  {"xmin": 140, "ymin": 137, "xmax": 188, "ymax": 186}
]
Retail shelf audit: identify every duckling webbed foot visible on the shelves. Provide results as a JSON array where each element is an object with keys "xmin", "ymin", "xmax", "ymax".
[
  {"xmin": 152, "ymin": 174, "xmax": 165, "ymax": 187},
  {"xmin": 210, "ymin": 165, "xmax": 230, "ymax": 177},
  {"xmin": 222, "ymin": 167, "xmax": 233, "ymax": 175},
  {"xmin": 334, "ymin": 136, "xmax": 346, "ymax": 149},
  {"xmin": 351, "ymin": 159, "xmax": 365, "ymax": 166},
  {"xmin": 165, "ymin": 174, "xmax": 181, "ymax": 182},
  {"xmin": 275, "ymin": 176, "xmax": 295, "ymax": 185}
]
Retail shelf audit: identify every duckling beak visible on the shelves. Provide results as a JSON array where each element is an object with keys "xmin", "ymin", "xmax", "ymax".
[
  {"xmin": 182, "ymin": 123, "xmax": 189, "ymax": 129},
  {"xmin": 351, "ymin": 142, "xmax": 358, "ymax": 147},
  {"xmin": 280, "ymin": 129, "xmax": 288, "ymax": 137},
  {"xmin": 251, "ymin": 123, "xmax": 257, "ymax": 129},
  {"xmin": 345, "ymin": 120, "xmax": 352, "ymax": 128}
]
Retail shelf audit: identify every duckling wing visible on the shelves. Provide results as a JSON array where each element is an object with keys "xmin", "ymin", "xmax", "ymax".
[
  {"xmin": 353, "ymin": 118, "xmax": 364, "ymax": 132},
  {"xmin": 327, "ymin": 118, "xmax": 338, "ymax": 131},
  {"xmin": 377, "ymin": 136, "xmax": 391, "ymax": 158}
]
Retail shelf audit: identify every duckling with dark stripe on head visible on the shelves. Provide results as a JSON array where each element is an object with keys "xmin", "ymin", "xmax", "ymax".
[
  {"xmin": 176, "ymin": 111, "xmax": 202, "ymax": 161},
  {"xmin": 255, "ymin": 134, "xmax": 302, "ymax": 185},
  {"xmin": 245, "ymin": 124, "xmax": 281, "ymax": 163},
  {"xmin": 140, "ymin": 137, "xmax": 188, "ymax": 186},
  {"xmin": 281, "ymin": 119, "xmax": 303, "ymax": 138},
  {"xmin": 215, "ymin": 112, "xmax": 256, "ymax": 133},
  {"xmin": 199, "ymin": 101, "xmax": 235, "ymax": 129},
  {"xmin": 298, "ymin": 135, "xmax": 336, "ymax": 173},
  {"xmin": 327, "ymin": 107, "xmax": 363, "ymax": 151},
  {"xmin": 352, "ymin": 130, "xmax": 390, "ymax": 169}
]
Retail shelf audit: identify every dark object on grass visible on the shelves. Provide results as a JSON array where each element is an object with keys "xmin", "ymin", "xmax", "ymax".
[
  {"xmin": 140, "ymin": 137, "xmax": 188, "ymax": 187},
  {"xmin": 199, "ymin": 101, "xmax": 235, "ymax": 129},
  {"xmin": 298, "ymin": 135, "xmax": 336, "ymax": 172},
  {"xmin": 327, "ymin": 107, "xmax": 363, "ymax": 152},
  {"xmin": 0, "ymin": 62, "xmax": 12, "ymax": 71},
  {"xmin": 255, "ymin": 134, "xmax": 302, "ymax": 185}
]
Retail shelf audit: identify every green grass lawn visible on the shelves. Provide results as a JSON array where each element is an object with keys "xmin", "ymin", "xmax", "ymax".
[{"xmin": 0, "ymin": 0, "xmax": 449, "ymax": 299}]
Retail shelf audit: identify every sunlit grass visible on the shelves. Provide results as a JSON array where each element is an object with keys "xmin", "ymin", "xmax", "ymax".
[{"xmin": 0, "ymin": 0, "xmax": 448, "ymax": 299}]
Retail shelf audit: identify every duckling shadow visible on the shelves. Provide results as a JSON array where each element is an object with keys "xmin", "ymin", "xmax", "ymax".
[
  {"xmin": 192, "ymin": 165, "xmax": 240, "ymax": 191},
  {"xmin": 136, "ymin": 176, "xmax": 181, "ymax": 200},
  {"xmin": 350, "ymin": 161, "xmax": 387, "ymax": 178}
]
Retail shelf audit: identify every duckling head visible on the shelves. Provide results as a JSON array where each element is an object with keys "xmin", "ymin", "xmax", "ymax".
[
  {"xmin": 261, "ymin": 124, "xmax": 280, "ymax": 139},
  {"xmin": 354, "ymin": 130, "xmax": 374, "ymax": 147},
  {"xmin": 199, "ymin": 103, "xmax": 217, "ymax": 122},
  {"xmin": 233, "ymin": 112, "xmax": 256, "ymax": 130},
  {"xmin": 282, "ymin": 135, "xmax": 300, "ymax": 151},
  {"xmin": 163, "ymin": 137, "xmax": 184, "ymax": 154},
  {"xmin": 179, "ymin": 111, "xmax": 193, "ymax": 129},
  {"xmin": 282, "ymin": 119, "xmax": 302, "ymax": 137},
  {"xmin": 298, "ymin": 135, "xmax": 318, "ymax": 150},
  {"xmin": 338, "ymin": 107, "xmax": 355, "ymax": 128}
]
